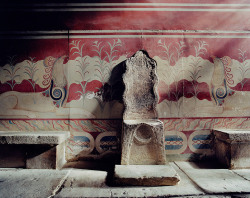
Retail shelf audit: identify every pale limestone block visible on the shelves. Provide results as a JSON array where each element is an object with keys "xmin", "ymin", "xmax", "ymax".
[
  {"xmin": 213, "ymin": 129, "xmax": 250, "ymax": 169},
  {"xmin": 113, "ymin": 165, "xmax": 180, "ymax": 186},
  {"xmin": 56, "ymin": 141, "xmax": 67, "ymax": 169}
]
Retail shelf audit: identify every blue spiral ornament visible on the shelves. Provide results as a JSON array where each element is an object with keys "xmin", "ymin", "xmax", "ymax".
[
  {"xmin": 52, "ymin": 88, "xmax": 62, "ymax": 99},
  {"xmin": 49, "ymin": 80, "xmax": 66, "ymax": 107},
  {"xmin": 211, "ymin": 79, "xmax": 228, "ymax": 106},
  {"xmin": 216, "ymin": 87, "xmax": 227, "ymax": 99}
]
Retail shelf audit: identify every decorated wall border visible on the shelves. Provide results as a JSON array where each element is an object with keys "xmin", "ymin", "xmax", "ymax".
[{"xmin": 0, "ymin": 117, "xmax": 249, "ymax": 158}]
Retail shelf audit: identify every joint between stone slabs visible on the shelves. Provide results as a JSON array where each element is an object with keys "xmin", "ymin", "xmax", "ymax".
[
  {"xmin": 48, "ymin": 169, "xmax": 72, "ymax": 198},
  {"xmin": 173, "ymin": 162, "xmax": 207, "ymax": 194},
  {"xmin": 232, "ymin": 170, "xmax": 250, "ymax": 182},
  {"xmin": 110, "ymin": 189, "xmax": 113, "ymax": 198}
]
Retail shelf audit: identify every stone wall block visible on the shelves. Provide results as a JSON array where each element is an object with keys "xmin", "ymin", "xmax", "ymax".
[{"xmin": 213, "ymin": 130, "xmax": 250, "ymax": 169}]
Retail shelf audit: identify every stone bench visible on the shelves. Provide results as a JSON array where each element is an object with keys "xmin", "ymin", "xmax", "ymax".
[
  {"xmin": 0, "ymin": 131, "xmax": 70, "ymax": 169},
  {"xmin": 213, "ymin": 129, "xmax": 250, "ymax": 169}
]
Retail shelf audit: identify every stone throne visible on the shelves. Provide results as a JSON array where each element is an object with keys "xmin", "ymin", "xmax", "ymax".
[
  {"xmin": 121, "ymin": 50, "xmax": 166, "ymax": 165},
  {"xmin": 114, "ymin": 51, "xmax": 180, "ymax": 186}
]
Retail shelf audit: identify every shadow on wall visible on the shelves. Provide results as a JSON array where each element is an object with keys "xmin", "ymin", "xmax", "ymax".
[
  {"xmin": 99, "ymin": 50, "xmax": 152, "ymax": 104},
  {"xmin": 70, "ymin": 60, "xmax": 127, "ymax": 160},
  {"xmin": 99, "ymin": 60, "xmax": 126, "ymax": 104}
]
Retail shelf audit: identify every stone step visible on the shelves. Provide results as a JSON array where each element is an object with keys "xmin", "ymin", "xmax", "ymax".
[{"xmin": 113, "ymin": 164, "xmax": 180, "ymax": 186}]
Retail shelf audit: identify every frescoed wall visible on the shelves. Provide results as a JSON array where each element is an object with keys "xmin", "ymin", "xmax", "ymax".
[{"xmin": 1, "ymin": 0, "xmax": 250, "ymax": 161}]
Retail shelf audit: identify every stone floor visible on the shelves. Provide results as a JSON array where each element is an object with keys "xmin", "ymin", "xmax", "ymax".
[{"xmin": 0, "ymin": 162, "xmax": 250, "ymax": 198}]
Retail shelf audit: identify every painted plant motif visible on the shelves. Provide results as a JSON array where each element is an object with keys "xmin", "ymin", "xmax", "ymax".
[
  {"xmin": 4, "ymin": 56, "xmax": 20, "ymax": 90},
  {"xmin": 194, "ymin": 41, "xmax": 208, "ymax": 58},
  {"xmin": 158, "ymin": 40, "xmax": 186, "ymax": 66},
  {"xmin": 24, "ymin": 57, "xmax": 39, "ymax": 92},
  {"xmin": 92, "ymin": 39, "xmax": 123, "ymax": 113},
  {"xmin": 0, "ymin": 38, "xmax": 250, "ymax": 119},
  {"xmin": 156, "ymin": 40, "xmax": 187, "ymax": 115},
  {"xmin": 69, "ymin": 40, "xmax": 91, "ymax": 106},
  {"xmin": 0, "ymin": 55, "xmax": 98, "ymax": 118},
  {"xmin": 1, "ymin": 37, "xmax": 250, "ymax": 160},
  {"xmin": 157, "ymin": 39, "xmax": 211, "ymax": 116},
  {"xmin": 237, "ymin": 49, "xmax": 250, "ymax": 91},
  {"xmin": 186, "ymin": 41, "xmax": 211, "ymax": 102},
  {"xmin": 92, "ymin": 39, "xmax": 122, "ymax": 85}
]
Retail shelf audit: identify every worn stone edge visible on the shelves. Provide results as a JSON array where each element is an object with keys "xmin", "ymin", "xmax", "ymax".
[
  {"xmin": 213, "ymin": 130, "xmax": 250, "ymax": 143},
  {"xmin": 0, "ymin": 131, "xmax": 70, "ymax": 145}
]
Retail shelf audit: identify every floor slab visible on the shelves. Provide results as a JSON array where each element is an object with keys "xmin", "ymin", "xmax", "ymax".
[
  {"xmin": 56, "ymin": 162, "xmax": 205, "ymax": 198},
  {"xmin": 175, "ymin": 162, "xmax": 250, "ymax": 194},
  {"xmin": 2, "ymin": 162, "xmax": 250, "ymax": 198},
  {"xmin": 170, "ymin": 196, "xmax": 231, "ymax": 198},
  {"xmin": 0, "ymin": 169, "xmax": 69, "ymax": 198},
  {"xmin": 233, "ymin": 169, "xmax": 250, "ymax": 181},
  {"xmin": 64, "ymin": 169, "xmax": 107, "ymax": 187}
]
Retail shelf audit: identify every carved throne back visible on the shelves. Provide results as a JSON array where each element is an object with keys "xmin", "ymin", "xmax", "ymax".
[
  {"xmin": 123, "ymin": 51, "xmax": 158, "ymax": 120},
  {"xmin": 121, "ymin": 50, "xmax": 166, "ymax": 165}
]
